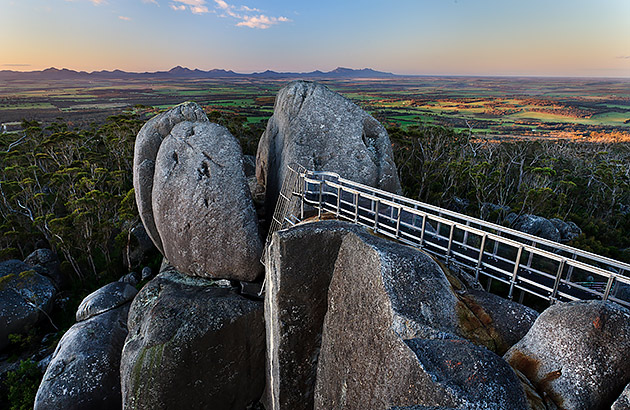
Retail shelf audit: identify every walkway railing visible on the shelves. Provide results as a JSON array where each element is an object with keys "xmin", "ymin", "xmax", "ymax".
[{"xmin": 267, "ymin": 164, "xmax": 630, "ymax": 308}]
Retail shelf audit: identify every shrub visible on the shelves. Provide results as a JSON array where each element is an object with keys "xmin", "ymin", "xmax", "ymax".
[{"xmin": 5, "ymin": 359, "xmax": 41, "ymax": 410}]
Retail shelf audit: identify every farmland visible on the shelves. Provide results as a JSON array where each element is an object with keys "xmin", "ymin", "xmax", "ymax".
[{"xmin": 1, "ymin": 76, "xmax": 629, "ymax": 140}]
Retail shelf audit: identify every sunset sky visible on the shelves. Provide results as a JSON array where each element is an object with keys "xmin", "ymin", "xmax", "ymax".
[{"xmin": 1, "ymin": 0, "xmax": 629, "ymax": 77}]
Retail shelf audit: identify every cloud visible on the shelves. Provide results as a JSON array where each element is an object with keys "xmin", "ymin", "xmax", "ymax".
[
  {"xmin": 2, "ymin": 64, "xmax": 31, "ymax": 67},
  {"xmin": 175, "ymin": 0, "xmax": 206, "ymax": 6},
  {"xmin": 170, "ymin": 0, "xmax": 210, "ymax": 14},
  {"xmin": 236, "ymin": 14, "xmax": 289, "ymax": 29},
  {"xmin": 214, "ymin": 0, "xmax": 228, "ymax": 9},
  {"xmin": 118, "ymin": 15, "xmax": 132, "ymax": 20},
  {"xmin": 191, "ymin": 5, "xmax": 208, "ymax": 14},
  {"xmin": 142, "ymin": 0, "xmax": 158, "ymax": 4},
  {"xmin": 617, "ymin": 56, "xmax": 630, "ymax": 59},
  {"xmin": 214, "ymin": 0, "xmax": 239, "ymax": 17},
  {"xmin": 167, "ymin": 0, "xmax": 288, "ymax": 23},
  {"xmin": 213, "ymin": 0, "xmax": 290, "ymax": 29},
  {"xmin": 239, "ymin": 5, "xmax": 259, "ymax": 12}
]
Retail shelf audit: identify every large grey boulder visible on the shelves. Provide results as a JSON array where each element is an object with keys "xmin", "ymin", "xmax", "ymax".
[
  {"xmin": 152, "ymin": 120, "xmax": 262, "ymax": 280},
  {"xmin": 265, "ymin": 220, "xmax": 368, "ymax": 410},
  {"xmin": 34, "ymin": 305, "xmax": 130, "ymax": 410},
  {"xmin": 76, "ymin": 281, "xmax": 137, "ymax": 322},
  {"xmin": 264, "ymin": 221, "xmax": 538, "ymax": 410},
  {"xmin": 133, "ymin": 102, "xmax": 208, "ymax": 253},
  {"xmin": 0, "ymin": 260, "xmax": 56, "ymax": 350},
  {"xmin": 504, "ymin": 300, "xmax": 630, "ymax": 410},
  {"xmin": 256, "ymin": 80, "xmax": 401, "ymax": 218},
  {"xmin": 507, "ymin": 214, "xmax": 561, "ymax": 242},
  {"xmin": 313, "ymin": 231, "xmax": 531, "ymax": 410},
  {"xmin": 121, "ymin": 269, "xmax": 265, "ymax": 410},
  {"xmin": 133, "ymin": 102, "xmax": 263, "ymax": 281}
]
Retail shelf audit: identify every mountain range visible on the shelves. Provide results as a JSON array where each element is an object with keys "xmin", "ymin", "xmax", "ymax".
[{"xmin": 0, "ymin": 66, "xmax": 401, "ymax": 80}]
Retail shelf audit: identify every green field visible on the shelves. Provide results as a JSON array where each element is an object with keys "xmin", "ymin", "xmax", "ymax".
[
  {"xmin": 0, "ymin": 102, "xmax": 57, "ymax": 110},
  {"xmin": 1, "ymin": 76, "xmax": 629, "ymax": 139}
]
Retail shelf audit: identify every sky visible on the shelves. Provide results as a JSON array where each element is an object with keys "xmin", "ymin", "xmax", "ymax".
[{"xmin": 1, "ymin": 0, "xmax": 629, "ymax": 77}]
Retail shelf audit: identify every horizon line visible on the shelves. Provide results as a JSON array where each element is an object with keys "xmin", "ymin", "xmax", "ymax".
[{"xmin": 2, "ymin": 65, "xmax": 630, "ymax": 80}]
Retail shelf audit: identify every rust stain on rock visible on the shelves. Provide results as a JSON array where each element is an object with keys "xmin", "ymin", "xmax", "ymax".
[
  {"xmin": 506, "ymin": 350, "xmax": 540, "ymax": 385},
  {"xmin": 513, "ymin": 369, "xmax": 547, "ymax": 410},
  {"xmin": 539, "ymin": 369, "xmax": 562, "ymax": 387},
  {"xmin": 508, "ymin": 350, "xmax": 565, "ymax": 409}
]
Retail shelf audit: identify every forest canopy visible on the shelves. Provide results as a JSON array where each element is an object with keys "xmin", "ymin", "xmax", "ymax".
[{"xmin": 1, "ymin": 110, "xmax": 629, "ymax": 290}]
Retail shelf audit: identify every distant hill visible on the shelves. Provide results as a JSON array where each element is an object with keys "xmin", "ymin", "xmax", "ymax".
[{"xmin": 0, "ymin": 66, "xmax": 401, "ymax": 81}]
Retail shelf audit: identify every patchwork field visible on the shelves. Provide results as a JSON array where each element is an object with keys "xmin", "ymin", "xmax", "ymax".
[{"xmin": 1, "ymin": 76, "xmax": 629, "ymax": 140}]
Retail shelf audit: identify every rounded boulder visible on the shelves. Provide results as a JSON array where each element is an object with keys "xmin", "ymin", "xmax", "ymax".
[
  {"xmin": 76, "ymin": 281, "xmax": 138, "ymax": 322},
  {"xmin": 504, "ymin": 300, "xmax": 630, "ymax": 410},
  {"xmin": 152, "ymin": 121, "xmax": 263, "ymax": 281},
  {"xmin": 256, "ymin": 80, "xmax": 401, "ymax": 218}
]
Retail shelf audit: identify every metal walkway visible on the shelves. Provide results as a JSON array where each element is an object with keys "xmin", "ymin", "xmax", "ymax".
[{"xmin": 266, "ymin": 164, "xmax": 630, "ymax": 309}]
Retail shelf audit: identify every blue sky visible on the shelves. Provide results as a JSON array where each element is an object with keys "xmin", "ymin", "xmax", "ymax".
[{"xmin": 1, "ymin": 0, "xmax": 629, "ymax": 77}]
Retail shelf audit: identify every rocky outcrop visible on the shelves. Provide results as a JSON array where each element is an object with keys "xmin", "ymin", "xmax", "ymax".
[
  {"xmin": 506, "ymin": 214, "xmax": 561, "ymax": 242},
  {"xmin": 504, "ymin": 300, "xmax": 630, "ymax": 410},
  {"xmin": 0, "ymin": 260, "xmax": 56, "ymax": 350},
  {"xmin": 24, "ymin": 248, "xmax": 66, "ymax": 290},
  {"xmin": 133, "ymin": 102, "xmax": 263, "ymax": 281},
  {"xmin": 313, "ymin": 231, "xmax": 531, "ymax": 409},
  {"xmin": 506, "ymin": 214, "xmax": 582, "ymax": 243},
  {"xmin": 75, "ymin": 281, "xmax": 137, "ymax": 322},
  {"xmin": 133, "ymin": 102, "xmax": 208, "ymax": 253},
  {"xmin": 264, "ymin": 221, "xmax": 368, "ymax": 410},
  {"xmin": 141, "ymin": 266, "xmax": 152, "ymax": 281},
  {"xmin": 243, "ymin": 154, "xmax": 256, "ymax": 177},
  {"xmin": 263, "ymin": 220, "xmax": 540, "ymax": 409},
  {"xmin": 120, "ymin": 268, "xmax": 265, "ymax": 410},
  {"xmin": 34, "ymin": 305, "xmax": 130, "ymax": 410},
  {"xmin": 256, "ymin": 80, "xmax": 401, "ymax": 218}
]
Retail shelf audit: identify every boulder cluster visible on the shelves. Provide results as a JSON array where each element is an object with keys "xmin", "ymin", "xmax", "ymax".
[
  {"xmin": 505, "ymin": 213, "xmax": 582, "ymax": 243},
  {"xmin": 133, "ymin": 102, "xmax": 263, "ymax": 281},
  {"xmin": 29, "ymin": 81, "xmax": 630, "ymax": 410},
  {"xmin": 35, "ymin": 282, "xmax": 136, "ymax": 409}
]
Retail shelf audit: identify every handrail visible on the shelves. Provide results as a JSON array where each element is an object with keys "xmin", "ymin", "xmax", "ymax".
[
  {"xmin": 265, "ymin": 165, "xmax": 630, "ymax": 309},
  {"xmin": 329, "ymin": 173, "xmax": 630, "ymax": 273}
]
